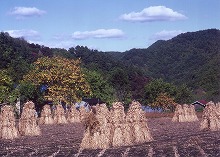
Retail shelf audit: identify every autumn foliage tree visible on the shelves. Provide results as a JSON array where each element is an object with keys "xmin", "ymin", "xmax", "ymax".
[
  {"xmin": 151, "ymin": 93, "xmax": 177, "ymax": 111},
  {"xmin": 23, "ymin": 56, "xmax": 90, "ymax": 104}
]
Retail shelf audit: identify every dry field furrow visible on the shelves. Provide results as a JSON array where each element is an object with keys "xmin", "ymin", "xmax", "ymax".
[{"xmin": 0, "ymin": 117, "xmax": 220, "ymax": 157}]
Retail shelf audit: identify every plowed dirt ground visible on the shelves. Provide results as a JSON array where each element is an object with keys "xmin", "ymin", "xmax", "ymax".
[{"xmin": 0, "ymin": 117, "xmax": 220, "ymax": 157}]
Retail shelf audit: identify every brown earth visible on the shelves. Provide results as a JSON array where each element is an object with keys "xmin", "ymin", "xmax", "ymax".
[{"xmin": 0, "ymin": 116, "xmax": 220, "ymax": 157}]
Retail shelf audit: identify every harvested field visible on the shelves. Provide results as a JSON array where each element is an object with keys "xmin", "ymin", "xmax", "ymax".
[{"xmin": 0, "ymin": 116, "xmax": 220, "ymax": 157}]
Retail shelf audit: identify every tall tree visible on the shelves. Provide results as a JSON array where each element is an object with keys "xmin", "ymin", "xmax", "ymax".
[
  {"xmin": 84, "ymin": 70, "xmax": 116, "ymax": 105},
  {"xmin": 151, "ymin": 93, "xmax": 176, "ymax": 111},
  {"xmin": 23, "ymin": 56, "xmax": 90, "ymax": 104},
  {"xmin": 143, "ymin": 79, "xmax": 192, "ymax": 108}
]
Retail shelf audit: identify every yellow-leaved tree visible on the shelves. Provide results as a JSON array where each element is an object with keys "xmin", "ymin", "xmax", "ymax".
[
  {"xmin": 23, "ymin": 56, "xmax": 90, "ymax": 104},
  {"xmin": 151, "ymin": 93, "xmax": 177, "ymax": 112}
]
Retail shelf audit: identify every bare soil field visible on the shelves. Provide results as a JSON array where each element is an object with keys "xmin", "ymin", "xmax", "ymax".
[{"xmin": 0, "ymin": 116, "xmax": 220, "ymax": 157}]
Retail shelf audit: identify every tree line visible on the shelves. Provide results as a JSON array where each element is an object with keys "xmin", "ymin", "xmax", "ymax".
[{"xmin": 2, "ymin": 29, "xmax": 218, "ymax": 111}]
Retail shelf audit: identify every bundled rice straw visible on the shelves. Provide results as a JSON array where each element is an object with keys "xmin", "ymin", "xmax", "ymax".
[
  {"xmin": 53, "ymin": 104, "xmax": 67, "ymax": 124},
  {"xmin": 80, "ymin": 104, "xmax": 112, "ymax": 149},
  {"xmin": 216, "ymin": 102, "xmax": 220, "ymax": 116},
  {"xmin": 126, "ymin": 101, "xmax": 153, "ymax": 144},
  {"xmin": 0, "ymin": 105, "xmax": 19, "ymax": 139},
  {"xmin": 189, "ymin": 105, "xmax": 199, "ymax": 121},
  {"xmin": 80, "ymin": 101, "xmax": 153, "ymax": 149},
  {"xmin": 200, "ymin": 101, "xmax": 220, "ymax": 131},
  {"xmin": 183, "ymin": 104, "xmax": 190, "ymax": 121},
  {"xmin": 79, "ymin": 106, "xmax": 88, "ymax": 122},
  {"xmin": 111, "ymin": 102, "xmax": 126, "ymax": 147},
  {"xmin": 172, "ymin": 104, "xmax": 198, "ymax": 122},
  {"xmin": 39, "ymin": 104, "xmax": 54, "ymax": 125},
  {"xmin": 67, "ymin": 105, "xmax": 81, "ymax": 123},
  {"xmin": 94, "ymin": 103, "xmax": 112, "ymax": 148},
  {"xmin": 80, "ymin": 109, "xmax": 100, "ymax": 149},
  {"xmin": 172, "ymin": 104, "xmax": 184, "ymax": 122},
  {"xmin": 19, "ymin": 101, "xmax": 41, "ymax": 136}
]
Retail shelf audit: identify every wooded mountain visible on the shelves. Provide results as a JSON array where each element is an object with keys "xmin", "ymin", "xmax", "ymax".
[
  {"xmin": 0, "ymin": 29, "xmax": 219, "ymax": 103},
  {"xmin": 111, "ymin": 29, "xmax": 220, "ymax": 101}
]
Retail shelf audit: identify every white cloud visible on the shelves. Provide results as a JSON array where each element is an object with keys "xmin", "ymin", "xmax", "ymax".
[
  {"xmin": 47, "ymin": 41, "xmax": 76, "ymax": 49},
  {"xmin": 120, "ymin": 6, "xmax": 187, "ymax": 22},
  {"xmin": 72, "ymin": 29, "xmax": 125, "ymax": 40},
  {"xmin": 150, "ymin": 30, "xmax": 184, "ymax": 40},
  {"xmin": 5, "ymin": 29, "xmax": 40, "ymax": 40},
  {"xmin": 9, "ymin": 7, "xmax": 46, "ymax": 18}
]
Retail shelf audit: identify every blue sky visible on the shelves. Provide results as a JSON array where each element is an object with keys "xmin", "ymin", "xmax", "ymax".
[{"xmin": 1, "ymin": 0, "xmax": 220, "ymax": 52}]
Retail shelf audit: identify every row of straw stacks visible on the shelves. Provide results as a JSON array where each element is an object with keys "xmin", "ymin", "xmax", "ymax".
[
  {"xmin": 0, "ymin": 101, "xmax": 41, "ymax": 139},
  {"xmin": 80, "ymin": 101, "xmax": 153, "ymax": 149},
  {"xmin": 172, "ymin": 104, "xmax": 198, "ymax": 122},
  {"xmin": 39, "ymin": 104, "xmax": 87, "ymax": 124}
]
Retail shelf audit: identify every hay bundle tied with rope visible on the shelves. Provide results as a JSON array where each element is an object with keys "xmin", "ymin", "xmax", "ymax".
[
  {"xmin": 80, "ymin": 103, "xmax": 112, "ymax": 149},
  {"xmin": 79, "ymin": 106, "xmax": 88, "ymax": 122},
  {"xmin": 200, "ymin": 101, "xmax": 220, "ymax": 131},
  {"xmin": 188, "ymin": 105, "xmax": 199, "ymax": 121},
  {"xmin": 0, "ymin": 105, "xmax": 19, "ymax": 139},
  {"xmin": 67, "ymin": 104, "xmax": 81, "ymax": 123},
  {"xmin": 172, "ymin": 104, "xmax": 186, "ymax": 122},
  {"xmin": 53, "ymin": 104, "xmax": 67, "ymax": 124},
  {"xmin": 80, "ymin": 109, "xmax": 100, "ymax": 149},
  {"xmin": 39, "ymin": 104, "xmax": 54, "ymax": 125},
  {"xmin": 93, "ymin": 103, "xmax": 112, "ymax": 149},
  {"xmin": 126, "ymin": 101, "xmax": 153, "ymax": 144},
  {"xmin": 19, "ymin": 101, "xmax": 41, "ymax": 136},
  {"xmin": 111, "ymin": 102, "xmax": 126, "ymax": 147},
  {"xmin": 216, "ymin": 102, "xmax": 220, "ymax": 116}
]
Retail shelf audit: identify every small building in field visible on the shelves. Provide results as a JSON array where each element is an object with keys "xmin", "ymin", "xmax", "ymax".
[{"xmin": 191, "ymin": 100, "xmax": 207, "ymax": 111}]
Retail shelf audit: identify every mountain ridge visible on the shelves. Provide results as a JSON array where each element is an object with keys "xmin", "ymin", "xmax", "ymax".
[{"xmin": 0, "ymin": 28, "xmax": 219, "ymax": 101}]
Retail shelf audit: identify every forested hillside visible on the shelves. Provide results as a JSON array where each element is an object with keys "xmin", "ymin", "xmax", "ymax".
[
  {"xmin": 113, "ymin": 29, "xmax": 220, "ymax": 101},
  {"xmin": 0, "ymin": 29, "xmax": 219, "ymax": 109}
]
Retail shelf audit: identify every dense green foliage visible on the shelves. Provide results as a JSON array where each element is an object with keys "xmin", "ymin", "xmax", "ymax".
[
  {"xmin": 109, "ymin": 29, "xmax": 220, "ymax": 102},
  {"xmin": 143, "ymin": 79, "xmax": 192, "ymax": 106},
  {"xmin": 84, "ymin": 70, "xmax": 116, "ymax": 105},
  {"xmin": 0, "ymin": 29, "xmax": 219, "ymax": 109}
]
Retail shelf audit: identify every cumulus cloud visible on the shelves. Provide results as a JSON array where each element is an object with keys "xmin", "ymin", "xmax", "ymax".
[
  {"xmin": 72, "ymin": 29, "xmax": 125, "ymax": 40},
  {"xmin": 5, "ymin": 29, "xmax": 40, "ymax": 40},
  {"xmin": 150, "ymin": 30, "xmax": 184, "ymax": 40},
  {"xmin": 120, "ymin": 6, "xmax": 187, "ymax": 22},
  {"xmin": 9, "ymin": 7, "xmax": 46, "ymax": 18}
]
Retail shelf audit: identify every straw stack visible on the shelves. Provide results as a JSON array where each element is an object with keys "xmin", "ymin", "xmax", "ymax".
[
  {"xmin": 39, "ymin": 104, "xmax": 54, "ymax": 125},
  {"xmin": 172, "ymin": 104, "xmax": 185, "ymax": 122},
  {"xmin": 79, "ymin": 106, "xmax": 88, "ymax": 122},
  {"xmin": 53, "ymin": 104, "xmax": 67, "ymax": 124},
  {"xmin": 216, "ymin": 102, "xmax": 220, "ymax": 117},
  {"xmin": 19, "ymin": 101, "xmax": 41, "ymax": 136},
  {"xmin": 111, "ymin": 102, "xmax": 126, "ymax": 147},
  {"xmin": 80, "ymin": 109, "xmax": 100, "ymax": 149},
  {"xmin": 126, "ymin": 101, "xmax": 153, "ymax": 144},
  {"xmin": 172, "ymin": 104, "xmax": 198, "ymax": 122},
  {"xmin": 0, "ymin": 105, "xmax": 19, "ymax": 139},
  {"xmin": 80, "ymin": 103, "xmax": 112, "ymax": 149},
  {"xmin": 93, "ymin": 103, "xmax": 112, "ymax": 149},
  {"xmin": 200, "ymin": 101, "xmax": 220, "ymax": 131},
  {"xmin": 188, "ymin": 105, "xmax": 199, "ymax": 121},
  {"xmin": 67, "ymin": 105, "xmax": 81, "ymax": 123}
]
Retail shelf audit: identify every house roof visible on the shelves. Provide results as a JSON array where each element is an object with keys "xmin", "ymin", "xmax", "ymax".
[{"xmin": 191, "ymin": 100, "xmax": 207, "ymax": 107}]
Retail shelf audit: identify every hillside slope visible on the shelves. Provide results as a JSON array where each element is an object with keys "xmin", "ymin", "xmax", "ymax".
[{"xmin": 117, "ymin": 29, "xmax": 220, "ymax": 100}]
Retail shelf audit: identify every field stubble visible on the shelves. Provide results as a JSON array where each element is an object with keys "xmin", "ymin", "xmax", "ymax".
[{"xmin": 0, "ymin": 113, "xmax": 219, "ymax": 157}]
